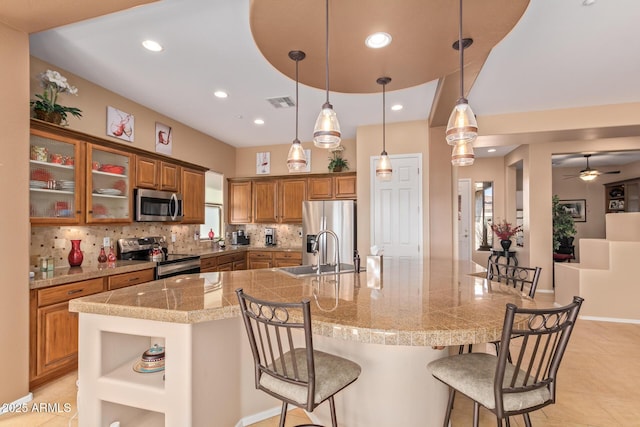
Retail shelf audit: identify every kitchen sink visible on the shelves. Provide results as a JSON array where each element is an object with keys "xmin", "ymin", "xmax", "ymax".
[{"xmin": 278, "ymin": 263, "xmax": 356, "ymax": 277}]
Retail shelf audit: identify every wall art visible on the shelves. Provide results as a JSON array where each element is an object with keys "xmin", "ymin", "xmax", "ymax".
[
  {"xmin": 106, "ymin": 106, "xmax": 134, "ymax": 142},
  {"xmin": 256, "ymin": 152, "xmax": 270, "ymax": 175},
  {"xmin": 155, "ymin": 122, "xmax": 172, "ymax": 155}
]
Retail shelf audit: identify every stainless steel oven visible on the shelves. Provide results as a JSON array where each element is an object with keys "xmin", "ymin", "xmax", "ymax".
[
  {"xmin": 117, "ymin": 236, "xmax": 200, "ymax": 279},
  {"xmin": 134, "ymin": 189, "xmax": 183, "ymax": 222}
]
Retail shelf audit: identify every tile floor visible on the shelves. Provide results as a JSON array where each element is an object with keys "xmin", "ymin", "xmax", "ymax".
[{"xmin": 2, "ymin": 295, "xmax": 639, "ymax": 426}]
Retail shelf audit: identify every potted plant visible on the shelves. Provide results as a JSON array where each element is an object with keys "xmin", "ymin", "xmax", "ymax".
[
  {"xmin": 491, "ymin": 219, "xmax": 522, "ymax": 251},
  {"xmin": 552, "ymin": 195, "xmax": 577, "ymax": 252},
  {"xmin": 30, "ymin": 69, "xmax": 82, "ymax": 126},
  {"xmin": 328, "ymin": 145, "xmax": 349, "ymax": 172}
]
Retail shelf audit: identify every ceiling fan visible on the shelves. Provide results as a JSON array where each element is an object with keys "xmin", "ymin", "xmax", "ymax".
[{"xmin": 564, "ymin": 154, "xmax": 621, "ymax": 181}]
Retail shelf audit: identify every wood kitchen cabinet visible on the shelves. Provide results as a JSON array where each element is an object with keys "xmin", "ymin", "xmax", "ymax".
[
  {"xmin": 86, "ymin": 144, "xmax": 133, "ymax": 223},
  {"xmin": 279, "ymin": 178, "xmax": 307, "ymax": 223},
  {"xmin": 30, "ymin": 277, "xmax": 104, "ymax": 389},
  {"xmin": 200, "ymin": 256, "xmax": 218, "ymax": 272},
  {"xmin": 248, "ymin": 251, "xmax": 273, "ymax": 269},
  {"xmin": 29, "ymin": 128, "xmax": 84, "ymax": 225},
  {"xmin": 107, "ymin": 268, "xmax": 155, "ymax": 290},
  {"xmin": 229, "ymin": 180, "xmax": 253, "ymax": 224},
  {"xmin": 308, "ymin": 173, "xmax": 356, "ymax": 200},
  {"xmin": 254, "ymin": 180, "xmax": 278, "ymax": 223},
  {"xmin": 181, "ymin": 167, "xmax": 205, "ymax": 223},
  {"xmin": 135, "ymin": 155, "xmax": 181, "ymax": 192},
  {"xmin": 217, "ymin": 252, "xmax": 247, "ymax": 271},
  {"xmin": 273, "ymin": 251, "xmax": 302, "ymax": 267}
]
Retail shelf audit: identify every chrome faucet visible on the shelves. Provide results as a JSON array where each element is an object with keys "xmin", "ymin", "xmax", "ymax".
[{"xmin": 312, "ymin": 229, "xmax": 341, "ymax": 274}]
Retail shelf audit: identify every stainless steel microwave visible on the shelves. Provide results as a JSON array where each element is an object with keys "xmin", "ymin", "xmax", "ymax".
[{"xmin": 134, "ymin": 188, "xmax": 183, "ymax": 222}]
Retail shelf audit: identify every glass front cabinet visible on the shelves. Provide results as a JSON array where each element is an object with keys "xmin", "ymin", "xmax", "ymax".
[
  {"xmin": 29, "ymin": 129, "xmax": 83, "ymax": 224},
  {"xmin": 86, "ymin": 144, "xmax": 132, "ymax": 223}
]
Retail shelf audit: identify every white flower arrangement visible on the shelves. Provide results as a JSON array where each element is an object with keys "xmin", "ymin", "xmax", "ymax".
[{"xmin": 30, "ymin": 69, "xmax": 82, "ymax": 125}]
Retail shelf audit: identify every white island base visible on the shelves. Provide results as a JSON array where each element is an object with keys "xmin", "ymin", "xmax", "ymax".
[{"xmin": 77, "ymin": 312, "xmax": 449, "ymax": 427}]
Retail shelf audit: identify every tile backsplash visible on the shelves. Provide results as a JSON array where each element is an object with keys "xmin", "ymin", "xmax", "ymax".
[{"xmin": 30, "ymin": 223, "xmax": 303, "ymax": 269}]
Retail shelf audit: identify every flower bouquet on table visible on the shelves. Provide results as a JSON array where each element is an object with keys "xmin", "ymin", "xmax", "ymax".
[
  {"xmin": 30, "ymin": 70, "xmax": 82, "ymax": 126},
  {"xmin": 490, "ymin": 219, "xmax": 522, "ymax": 251}
]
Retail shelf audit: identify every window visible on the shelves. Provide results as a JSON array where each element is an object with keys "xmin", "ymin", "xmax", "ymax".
[{"xmin": 199, "ymin": 171, "xmax": 223, "ymax": 240}]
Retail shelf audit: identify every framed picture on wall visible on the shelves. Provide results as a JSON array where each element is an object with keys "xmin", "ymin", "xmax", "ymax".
[
  {"xmin": 256, "ymin": 152, "xmax": 270, "ymax": 175},
  {"xmin": 155, "ymin": 122, "xmax": 172, "ymax": 155},
  {"xmin": 559, "ymin": 199, "xmax": 586, "ymax": 222},
  {"xmin": 106, "ymin": 106, "xmax": 134, "ymax": 142}
]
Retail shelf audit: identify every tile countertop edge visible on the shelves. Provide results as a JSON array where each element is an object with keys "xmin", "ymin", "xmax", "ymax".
[{"xmin": 29, "ymin": 261, "xmax": 156, "ymax": 290}]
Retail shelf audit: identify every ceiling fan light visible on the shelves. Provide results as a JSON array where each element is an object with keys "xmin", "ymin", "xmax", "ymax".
[
  {"xmin": 287, "ymin": 139, "xmax": 307, "ymax": 171},
  {"xmin": 451, "ymin": 140, "xmax": 475, "ymax": 166},
  {"xmin": 446, "ymin": 99, "xmax": 478, "ymax": 145},
  {"xmin": 376, "ymin": 152, "xmax": 393, "ymax": 181},
  {"xmin": 579, "ymin": 170, "xmax": 598, "ymax": 181},
  {"xmin": 313, "ymin": 102, "xmax": 341, "ymax": 149}
]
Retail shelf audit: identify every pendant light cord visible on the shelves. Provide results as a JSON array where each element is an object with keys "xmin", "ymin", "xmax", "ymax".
[
  {"xmin": 382, "ymin": 81, "xmax": 386, "ymax": 153},
  {"xmin": 324, "ymin": 0, "xmax": 330, "ymax": 104},
  {"xmin": 458, "ymin": 0, "xmax": 464, "ymax": 100},
  {"xmin": 295, "ymin": 57, "xmax": 299, "ymax": 140}
]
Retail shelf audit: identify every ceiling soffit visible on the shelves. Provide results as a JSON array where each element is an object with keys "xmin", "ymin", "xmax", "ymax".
[
  {"xmin": 250, "ymin": 0, "xmax": 529, "ymax": 94},
  {"xmin": 0, "ymin": 0, "xmax": 155, "ymax": 33}
]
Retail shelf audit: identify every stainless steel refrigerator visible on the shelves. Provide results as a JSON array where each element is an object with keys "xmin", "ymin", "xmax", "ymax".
[{"xmin": 302, "ymin": 200, "xmax": 356, "ymax": 266}]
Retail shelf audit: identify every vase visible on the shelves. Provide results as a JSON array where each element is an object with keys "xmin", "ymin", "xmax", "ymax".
[
  {"xmin": 500, "ymin": 239, "xmax": 512, "ymax": 251},
  {"xmin": 33, "ymin": 110, "xmax": 63, "ymax": 125},
  {"xmin": 68, "ymin": 239, "xmax": 84, "ymax": 267}
]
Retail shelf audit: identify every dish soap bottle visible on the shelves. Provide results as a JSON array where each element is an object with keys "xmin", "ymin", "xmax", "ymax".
[
  {"xmin": 208, "ymin": 229, "xmax": 215, "ymax": 240},
  {"xmin": 97, "ymin": 246, "xmax": 108, "ymax": 263},
  {"xmin": 107, "ymin": 245, "xmax": 117, "ymax": 263}
]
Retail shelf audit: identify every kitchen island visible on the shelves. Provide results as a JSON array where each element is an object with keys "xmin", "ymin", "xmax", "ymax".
[{"xmin": 69, "ymin": 258, "xmax": 537, "ymax": 427}]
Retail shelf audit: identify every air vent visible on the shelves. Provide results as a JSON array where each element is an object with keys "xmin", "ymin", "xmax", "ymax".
[{"xmin": 266, "ymin": 97, "xmax": 295, "ymax": 109}]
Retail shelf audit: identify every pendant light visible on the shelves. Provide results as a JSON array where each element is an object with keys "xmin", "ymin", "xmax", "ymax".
[
  {"xmin": 447, "ymin": 0, "xmax": 477, "ymax": 166},
  {"xmin": 286, "ymin": 50, "xmax": 308, "ymax": 172},
  {"xmin": 313, "ymin": 0, "xmax": 341, "ymax": 149},
  {"xmin": 375, "ymin": 77, "xmax": 392, "ymax": 181}
]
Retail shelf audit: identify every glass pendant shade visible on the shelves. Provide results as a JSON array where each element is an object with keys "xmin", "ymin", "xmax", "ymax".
[
  {"xmin": 376, "ymin": 152, "xmax": 393, "ymax": 181},
  {"xmin": 313, "ymin": 103, "xmax": 341, "ymax": 149},
  {"xmin": 579, "ymin": 171, "xmax": 598, "ymax": 181},
  {"xmin": 451, "ymin": 141, "xmax": 475, "ymax": 166},
  {"xmin": 287, "ymin": 139, "xmax": 307, "ymax": 171},
  {"xmin": 446, "ymin": 99, "xmax": 478, "ymax": 145}
]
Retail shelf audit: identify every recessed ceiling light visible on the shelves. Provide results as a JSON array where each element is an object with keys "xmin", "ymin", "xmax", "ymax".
[
  {"xmin": 142, "ymin": 40, "xmax": 163, "ymax": 52},
  {"xmin": 214, "ymin": 91, "xmax": 228, "ymax": 99},
  {"xmin": 391, "ymin": 104, "xmax": 403, "ymax": 111},
  {"xmin": 582, "ymin": 0, "xmax": 595, "ymax": 5},
  {"xmin": 365, "ymin": 32, "xmax": 392, "ymax": 49},
  {"xmin": 254, "ymin": 119, "xmax": 265, "ymax": 125},
  {"xmin": 488, "ymin": 148, "xmax": 497, "ymax": 153}
]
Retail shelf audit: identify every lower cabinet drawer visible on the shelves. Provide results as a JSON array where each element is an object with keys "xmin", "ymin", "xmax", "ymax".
[
  {"xmin": 108, "ymin": 269, "xmax": 155, "ymax": 290},
  {"xmin": 37, "ymin": 278, "xmax": 105, "ymax": 307},
  {"xmin": 217, "ymin": 252, "xmax": 245, "ymax": 265}
]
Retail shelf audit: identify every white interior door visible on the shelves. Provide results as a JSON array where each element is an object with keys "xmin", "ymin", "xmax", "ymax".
[
  {"xmin": 458, "ymin": 179, "xmax": 472, "ymax": 260},
  {"xmin": 370, "ymin": 154, "xmax": 422, "ymax": 260}
]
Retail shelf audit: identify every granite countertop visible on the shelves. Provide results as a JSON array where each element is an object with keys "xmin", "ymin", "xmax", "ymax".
[
  {"xmin": 69, "ymin": 258, "xmax": 539, "ymax": 347},
  {"xmin": 30, "ymin": 246, "xmax": 303, "ymax": 290},
  {"xmin": 30, "ymin": 260, "xmax": 156, "ymax": 290}
]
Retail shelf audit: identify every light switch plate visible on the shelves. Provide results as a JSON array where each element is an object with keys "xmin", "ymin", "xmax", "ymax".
[
  {"xmin": 171, "ymin": 233, "xmax": 177, "ymax": 242},
  {"xmin": 103, "ymin": 237, "xmax": 110, "ymax": 248}
]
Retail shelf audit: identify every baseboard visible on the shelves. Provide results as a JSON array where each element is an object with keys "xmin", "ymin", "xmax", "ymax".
[
  {"xmin": 237, "ymin": 406, "xmax": 321, "ymax": 426},
  {"xmin": 0, "ymin": 392, "xmax": 34, "ymax": 415},
  {"xmin": 579, "ymin": 315, "xmax": 640, "ymax": 325}
]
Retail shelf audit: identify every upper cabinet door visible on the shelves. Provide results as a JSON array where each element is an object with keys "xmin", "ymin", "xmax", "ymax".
[
  {"xmin": 228, "ymin": 181, "xmax": 252, "ymax": 224},
  {"xmin": 86, "ymin": 144, "xmax": 133, "ymax": 223},
  {"xmin": 253, "ymin": 180, "xmax": 278, "ymax": 223},
  {"xmin": 29, "ymin": 129, "xmax": 84, "ymax": 225},
  {"xmin": 181, "ymin": 168, "xmax": 205, "ymax": 223},
  {"xmin": 160, "ymin": 162, "xmax": 180, "ymax": 192},
  {"xmin": 134, "ymin": 156, "xmax": 158, "ymax": 189},
  {"xmin": 279, "ymin": 178, "xmax": 306, "ymax": 223},
  {"xmin": 307, "ymin": 176, "xmax": 333, "ymax": 200}
]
